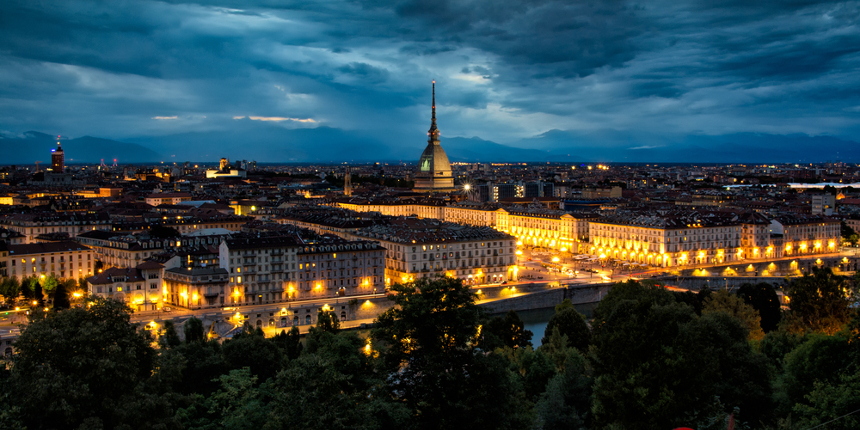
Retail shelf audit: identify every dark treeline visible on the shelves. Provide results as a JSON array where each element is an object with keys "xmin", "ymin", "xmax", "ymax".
[{"xmin": 1, "ymin": 269, "xmax": 859, "ymax": 430}]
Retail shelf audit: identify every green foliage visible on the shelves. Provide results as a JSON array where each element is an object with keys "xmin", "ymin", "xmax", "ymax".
[
  {"xmin": 780, "ymin": 333, "xmax": 853, "ymax": 410},
  {"xmin": 480, "ymin": 310, "xmax": 533, "ymax": 350},
  {"xmin": 162, "ymin": 320, "xmax": 182, "ymax": 348},
  {"xmin": 10, "ymin": 297, "xmax": 158, "ymax": 429},
  {"xmin": 222, "ymin": 326, "xmax": 284, "ymax": 382},
  {"xmin": 372, "ymin": 276, "xmax": 481, "ymax": 362},
  {"xmin": 178, "ymin": 367, "xmax": 267, "ymax": 430},
  {"xmin": 503, "ymin": 347, "xmax": 557, "ymax": 401},
  {"xmin": 542, "ymin": 306, "xmax": 591, "ymax": 350},
  {"xmin": 592, "ymin": 280, "xmax": 677, "ymax": 327},
  {"xmin": 759, "ymin": 329, "xmax": 806, "ymax": 368},
  {"xmin": 184, "ymin": 316, "xmax": 205, "ymax": 342},
  {"xmin": 673, "ymin": 290, "xmax": 703, "ymax": 314},
  {"xmin": 41, "ymin": 274, "xmax": 58, "ymax": 297},
  {"xmin": 8, "ymin": 270, "xmax": 859, "ymax": 429},
  {"xmin": 272, "ymin": 325, "xmax": 303, "ymax": 360},
  {"xmin": 591, "ymin": 282, "xmax": 772, "ymax": 429},
  {"xmin": 52, "ymin": 279, "xmax": 71, "ymax": 309},
  {"xmin": 703, "ymin": 289, "xmax": 765, "ymax": 340},
  {"xmin": 20, "ymin": 276, "xmax": 42, "ymax": 302},
  {"xmin": 533, "ymin": 345, "xmax": 592, "ymax": 430},
  {"xmin": 0, "ymin": 277, "xmax": 21, "ymax": 305},
  {"xmin": 841, "ymin": 220, "xmax": 858, "ymax": 242},
  {"xmin": 737, "ymin": 282, "xmax": 782, "ymax": 332},
  {"xmin": 785, "ymin": 268, "xmax": 854, "ymax": 334},
  {"xmin": 315, "ymin": 308, "xmax": 341, "ymax": 333},
  {"xmin": 793, "ymin": 371, "xmax": 860, "ymax": 430},
  {"xmin": 372, "ymin": 277, "xmax": 531, "ymax": 429},
  {"xmin": 169, "ymin": 340, "xmax": 226, "ymax": 396}
]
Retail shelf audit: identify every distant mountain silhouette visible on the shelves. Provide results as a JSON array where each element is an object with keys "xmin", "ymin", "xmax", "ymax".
[
  {"xmin": 0, "ymin": 131, "xmax": 162, "ymax": 164},
  {"xmin": 126, "ymin": 125, "xmax": 401, "ymax": 163},
  {"xmin": 441, "ymin": 136, "xmax": 551, "ymax": 162},
  {"xmin": 3, "ymin": 127, "xmax": 857, "ymax": 164}
]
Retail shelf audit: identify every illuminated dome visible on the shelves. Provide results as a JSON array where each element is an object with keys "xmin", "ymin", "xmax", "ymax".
[{"xmin": 413, "ymin": 81, "xmax": 456, "ymax": 192}]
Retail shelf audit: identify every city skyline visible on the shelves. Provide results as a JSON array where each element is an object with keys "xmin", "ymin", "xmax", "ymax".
[{"xmin": 2, "ymin": 1, "xmax": 860, "ymax": 162}]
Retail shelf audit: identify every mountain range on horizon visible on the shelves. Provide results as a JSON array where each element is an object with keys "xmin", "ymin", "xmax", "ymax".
[{"xmin": 1, "ymin": 127, "xmax": 857, "ymax": 165}]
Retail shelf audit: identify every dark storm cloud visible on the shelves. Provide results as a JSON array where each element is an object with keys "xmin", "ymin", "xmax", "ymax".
[{"xmin": 0, "ymin": 0, "xmax": 859, "ymax": 154}]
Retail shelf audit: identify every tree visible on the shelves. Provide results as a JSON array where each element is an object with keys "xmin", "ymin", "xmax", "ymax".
[
  {"xmin": 702, "ymin": 289, "xmax": 765, "ymax": 340},
  {"xmin": 841, "ymin": 221, "xmax": 858, "ymax": 245},
  {"xmin": 177, "ymin": 367, "xmax": 268, "ymax": 430},
  {"xmin": 737, "ymin": 282, "xmax": 782, "ymax": 332},
  {"xmin": 534, "ymin": 344, "xmax": 592, "ymax": 430},
  {"xmin": 168, "ymin": 339, "xmax": 226, "ymax": 396},
  {"xmin": 222, "ymin": 326, "xmax": 284, "ymax": 382},
  {"xmin": 480, "ymin": 310, "xmax": 533, "ymax": 350},
  {"xmin": 371, "ymin": 277, "xmax": 530, "ymax": 429},
  {"xmin": 10, "ymin": 297, "xmax": 158, "ymax": 429},
  {"xmin": 780, "ymin": 332, "xmax": 853, "ymax": 410},
  {"xmin": 591, "ymin": 287, "xmax": 772, "ymax": 429},
  {"xmin": 272, "ymin": 326, "xmax": 303, "ymax": 360},
  {"xmin": 52, "ymin": 280, "xmax": 70, "ymax": 310},
  {"xmin": 0, "ymin": 277, "xmax": 21, "ymax": 306},
  {"xmin": 41, "ymin": 274, "xmax": 58, "ymax": 299},
  {"xmin": 372, "ymin": 277, "xmax": 481, "ymax": 363},
  {"xmin": 793, "ymin": 372, "xmax": 860, "ymax": 430},
  {"xmin": 184, "ymin": 316, "xmax": 205, "ymax": 342},
  {"xmin": 785, "ymin": 268, "xmax": 855, "ymax": 334},
  {"xmin": 314, "ymin": 308, "xmax": 340, "ymax": 333},
  {"xmin": 161, "ymin": 320, "xmax": 182, "ymax": 348},
  {"xmin": 542, "ymin": 304, "xmax": 591, "ymax": 351},
  {"xmin": 592, "ymin": 280, "xmax": 676, "ymax": 327}
]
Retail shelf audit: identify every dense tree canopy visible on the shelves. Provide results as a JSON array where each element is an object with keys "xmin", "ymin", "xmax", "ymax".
[
  {"xmin": 785, "ymin": 268, "xmax": 855, "ymax": 334},
  {"xmin": 591, "ymin": 281, "xmax": 772, "ymax": 429},
  {"xmin": 736, "ymin": 282, "xmax": 782, "ymax": 332},
  {"xmin": 3, "ymin": 277, "xmax": 858, "ymax": 430},
  {"xmin": 702, "ymin": 289, "xmax": 765, "ymax": 340},
  {"xmin": 542, "ymin": 299, "xmax": 591, "ymax": 351},
  {"xmin": 10, "ymin": 297, "xmax": 159, "ymax": 429},
  {"xmin": 480, "ymin": 309, "xmax": 533, "ymax": 350}
]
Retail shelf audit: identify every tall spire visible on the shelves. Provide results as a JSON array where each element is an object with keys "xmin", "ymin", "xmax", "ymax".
[{"xmin": 428, "ymin": 80, "xmax": 439, "ymax": 142}]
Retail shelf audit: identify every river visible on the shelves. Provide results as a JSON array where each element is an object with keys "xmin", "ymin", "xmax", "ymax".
[{"xmin": 506, "ymin": 303, "xmax": 597, "ymax": 345}]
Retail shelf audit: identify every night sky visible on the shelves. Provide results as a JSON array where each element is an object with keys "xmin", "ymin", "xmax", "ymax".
[{"xmin": 2, "ymin": 0, "xmax": 860, "ymax": 162}]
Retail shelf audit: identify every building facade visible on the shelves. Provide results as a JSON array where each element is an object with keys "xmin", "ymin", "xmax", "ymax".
[{"xmin": 6, "ymin": 241, "xmax": 94, "ymax": 281}]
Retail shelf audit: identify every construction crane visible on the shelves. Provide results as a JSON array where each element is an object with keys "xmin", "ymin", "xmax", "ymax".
[{"xmin": 34, "ymin": 161, "xmax": 41, "ymax": 172}]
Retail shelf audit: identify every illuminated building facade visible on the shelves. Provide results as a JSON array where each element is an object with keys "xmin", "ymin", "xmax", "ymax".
[
  {"xmin": 145, "ymin": 193, "xmax": 193, "ymax": 206},
  {"xmin": 589, "ymin": 213, "xmax": 743, "ymax": 268},
  {"xmin": 588, "ymin": 211, "xmax": 840, "ymax": 268},
  {"xmin": 337, "ymin": 200, "xmax": 589, "ymax": 252},
  {"xmin": 87, "ymin": 261, "xmax": 164, "ymax": 311},
  {"xmin": 343, "ymin": 218, "xmax": 517, "ymax": 285},
  {"xmin": 771, "ymin": 215, "xmax": 840, "ymax": 257},
  {"xmin": 1, "ymin": 212, "xmax": 111, "ymax": 244},
  {"xmin": 295, "ymin": 241, "xmax": 385, "ymax": 299},
  {"xmin": 51, "ymin": 137, "xmax": 64, "ymax": 172},
  {"xmin": 6, "ymin": 241, "xmax": 94, "ymax": 281},
  {"xmin": 219, "ymin": 235, "xmax": 385, "ymax": 305},
  {"xmin": 162, "ymin": 266, "xmax": 229, "ymax": 310}
]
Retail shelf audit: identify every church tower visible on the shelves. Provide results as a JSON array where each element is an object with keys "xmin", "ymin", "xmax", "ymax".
[
  {"xmin": 51, "ymin": 135, "xmax": 65, "ymax": 172},
  {"xmin": 413, "ymin": 81, "xmax": 456, "ymax": 192},
  {"xmin": 344, "ymin": 166, "xmax": 353, "ymax": 196}
]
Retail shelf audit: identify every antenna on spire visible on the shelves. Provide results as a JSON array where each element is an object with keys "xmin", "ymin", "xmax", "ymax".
[{"xmin": 428, "ymin": 80, "xmax": 439, "ymax": 141}]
